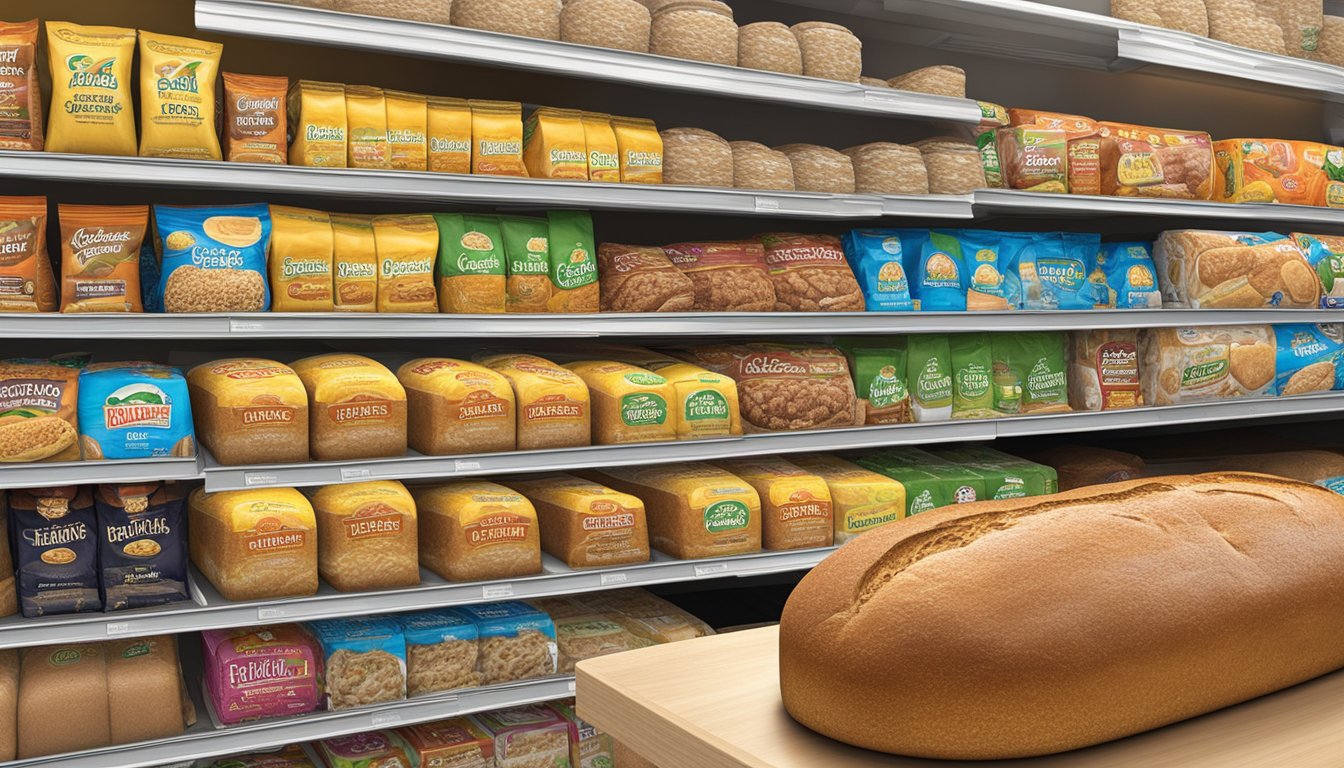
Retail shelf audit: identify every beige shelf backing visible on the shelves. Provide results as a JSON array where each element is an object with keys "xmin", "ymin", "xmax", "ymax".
[{"xmin": 575, "ymin": 625, "xmax": 1344, "ymax": 768}]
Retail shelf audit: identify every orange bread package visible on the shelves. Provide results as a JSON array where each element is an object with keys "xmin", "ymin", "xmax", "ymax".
[
  {"xmin": 0, "ymin": 19, "xmax": 43, "ymax": 151},
  {"xmin": 0, "ymin": 196, "xmax": 55, "ymax": 312},
  {"xmin": 222, "ymin": 73, "xmax": 288, "ymax": 164},
  {"xmin": 1008, "ymin": 109, "xmax": 1101, "ymax": 196},
  {"xmin": 1213, "ymin": 139, "xmax": 1333, "ymax": 207},
  {"xmin": 58, "ymin": 203, "xmax": 147, "ymax": 313},
  {"xmin": 1097, "ymin": 122, "xmax": 1213, "ymax": 200}
]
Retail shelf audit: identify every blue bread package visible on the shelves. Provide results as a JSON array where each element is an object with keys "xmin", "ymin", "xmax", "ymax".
[
  {"xmin": 957, "ymin": 229, "xmax": 1016, "ymax": 311},
  {"xmin": 77, "ymin": 362, "xmax": 195, "ymax": 460},
  {"xmin": 1272, "ymin": 324, "xmax": 1344, "ymax": 396},
  {"xmin": 1097, "ymin": 242, "xmax": 1161, "ymax": 309},
  {"xmin": 9, "ymin": 486, "xmax": 101, "ymax": 617},
  {"xmin": 912, "ymin": 230, "xmax": 967, "ymax": 311},
  {"xmin": 397, "ymin": 607, "xmax": 482, "ymax": 696},
  {"xmin": 95, "ymin": 482, "xmax": 190, "ymax": 611},
  {"xmin": 1017, "ymin": 232, "xmax": 1106, "ymax": 310},
  {"xmin": 154, "ymin": 203, "xmax": 272, "ymax": 312},
  {"xmin": 457, "ymin": 600, "xmax": 558, "ymax": 684},
  {"xmin": 1294, "ymin": 232, "xmax": 1344, "ymax": 308},
  {"xmin": 840, "ymin": 230, "xmax": 914, "ymax": 311},
  {"xmin": 307, "ymin": 616, "xmax": 408, "ymax": 710}
]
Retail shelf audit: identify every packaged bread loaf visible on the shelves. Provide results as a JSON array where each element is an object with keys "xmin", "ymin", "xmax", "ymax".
[
  {"xmin": 523, "ymin": 107, "xmax": 588, "ymax": 180},
  {"xmin": 581, "ymin": 462, "xmax": 761, "ymax": 558},
  {"xmin": 563, "ymin": 360, "xmax": 678, "ymax": 444},
  {"xmin": 1069, "ymin": 328, "xmax": 1143, "ymax": 411},
  {"xmin": 309, "ymin": 616, "xmax": 408, "ymax": 710},
  {"xmin": 188, "ymin": 486, "xmax": 318, "ymax": 601},
  {"xmin": 679, "ymin": 343, "xmax": 860, "ymax": 432},
  {"xmin": 0, "ymin": 360, "xmax": 80, "ymax": 463},
  {"xmin": 990, "ymin": 332, "xmax": 1071, "ymax": 415},
  {"xmin": 385, "ymin": 90, "xmax": 428, "ymax": 171},
  {"xmin": 1140, "ymin": 325, "xmax": 1275, "ymax": 405},
  {"xmin": 397, "ymin": 358, "xmax": 516, "ymax": 456},
  {"xmin": 268, "ymin": 205, "xmax": 334, "ymax": 312},
  {"xmin": 581, "ymin": 111, "xmax": 621, "ymax": 183},
  {"xmin": 187, "ymin": 358, "xmax": 309, "ymax": 465},
  {"xmin": 478, "ymin": 353, "xmax": 591, "ymax": 450},
  {"xmin": 291, "ymin": 354, "xmax": 408, "ymax": 461},
  {"xmin": 1098, "ymin": 122, "xmax": 1213, "ymax": 200},
  {"xmin": 759, "ymin": 233, "xmax": 865, "ymax": 312},
  {"xmin": 473, "ymin": 705, "xmax": 572, "ymax": 767},
  {"xmin": 664, "ymin": 240, "xmax": 776, "ymax": 311},
  {"xmin": 413, "ymin": 481, "xmax": 541, "ymax": 582},
  {"xmin": 95, "ymin": 482, "xmax": 190, "ymax": 610},
  {"xmin": 510, "ymin": 472, "xmax": 651, "ymax": 568},
  {"xmin": 469, "ymin": 100, "xmax": 527, "ymax": 177},
  {"xmin": 1154, "ymin": 230, "xmax": 1320, "ymax": 309},
  {"xmin": 790, "ymin": 454, "xmax": 905, "ymax": 542},
  {"xmin": 456, "ymin": 601, "xmax": 558, "ymax": 684},
  {"xmin": 778, "ymin": 472, "xmax": 1344, "ymax": 760},
  {"xmin": 311, "ymin": 481, "xmax": 419, "ymax": 592},
  {"xmin": 344, "ymin": 85, "xmax": 391, "ymax": 169},
  {"xmin": 154, "ymin": 203, "xmax": 272, "ymax": 313},
  {"xmin": 597, "ymin": 243, "xmax": 696, "ymax": 312},
  {"xmin": 397, "ymin": 609, "xmax": 481, "ymax": 696},
  {"xmin": 0, "ymin": 19, "xmax": 42, "ymax": 153},
  {"xmin": 1213, "ymin": 139, "xmax": 1334, "ymax": 206},
  {"xmin": 552, "ymin": 613, "xmax": 655, "ymax": 673},
  {"xmin": 373, "ymin": 214, "xmax": 439, "ymax": 313},
  {"xmin": 604, "ymin": 347, "xmax": 741, "ymax": 439},
  {"xmin": 714, "ymin": 457, "xmax": 833, "ymax": 550},
  {"xmin": 201, "ymin": 624, "xmax": 321, "ymax": 725},
  {"xmin": 1205, "ymin": 0, "xmax": 1288, "ymax": 54},
  {"xmin": 44, "ymin": 22, "xmax": 136, "ymax": 156},
  {"xmin": 9, "ymin": 486, "xmax": 100, "ymax": 616}
]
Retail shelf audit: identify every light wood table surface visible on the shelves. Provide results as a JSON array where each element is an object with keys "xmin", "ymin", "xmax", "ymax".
[{"xmin": 576, "ymin": 626, "xmax": 1344, "ymax": 768}]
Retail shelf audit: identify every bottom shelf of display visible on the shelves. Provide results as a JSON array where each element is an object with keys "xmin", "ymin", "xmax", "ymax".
[{"xmin": 576, "ymin": 626, "xmax": 1344, "ymax": 768}]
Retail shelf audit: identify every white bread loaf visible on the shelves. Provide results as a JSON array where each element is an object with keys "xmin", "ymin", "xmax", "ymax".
[{"xmin": 779, "ymin": 473, "xmax": 1344, "ymax": 759}]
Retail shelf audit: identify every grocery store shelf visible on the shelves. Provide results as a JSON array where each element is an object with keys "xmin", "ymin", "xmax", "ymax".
[
  {"xmin": 0, "ymin": 456, "xmax": 202, "ymax": 490},
  {"xmin": 193, "ymin": 0, "xmax": 984, "ymax": 124},
  {"xmin": 7, "ymin": 676, "xmax": 576, "ymax": 768},
  {"xmin": 973, "ymin": 189, "xmax": 1344, "ymax": 227},
  {"xmin": 882, "ymin": 193, "xmax": 975, "ymax": 218},
  {"xmin": 8, "ymin": 309, "xmax": 1344, "ymax": 340},
  {"xmin": 0, "ymin": 550, "xmax": 835, "ymax": 650},
  {"xmin": 994, "ymin": 392, "xmax": 1344, "ymax": 437},
  {"xmin": 0, "ymin": 151, "xmax": 887, "ymax": 218}
]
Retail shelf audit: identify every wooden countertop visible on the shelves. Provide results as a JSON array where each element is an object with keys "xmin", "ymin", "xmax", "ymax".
[{"xmin": 575, "ymin": 626, "xmax": 1344, "ymax": 768}]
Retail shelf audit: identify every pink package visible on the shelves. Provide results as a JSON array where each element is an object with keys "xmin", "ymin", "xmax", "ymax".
[{"xmin": 201, "ymin": 624, "xmax": 323, "ymax": 725}]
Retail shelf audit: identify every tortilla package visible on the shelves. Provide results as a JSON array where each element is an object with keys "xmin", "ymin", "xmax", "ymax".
[
  {"xmin": 0, "ymin": 19, "xmax": 43, "ymax": 151},
  {"xmin": 58, "ymin": 203, "xmax": 147, "ymax": 313}
]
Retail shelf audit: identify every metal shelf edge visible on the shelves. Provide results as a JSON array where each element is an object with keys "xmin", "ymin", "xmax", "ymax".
[{"xmin": 0, "ymin": 457, "xmax": 203, "ymax": 490}]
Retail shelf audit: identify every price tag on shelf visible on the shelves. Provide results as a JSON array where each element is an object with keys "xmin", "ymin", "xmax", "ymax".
[
  {"xmin": 371, "ymin": 712, "xmax": 401, "ymax": 727},
  {"xmin": 341, "ymin": 467, "xmax": 372, "ymax": 481},
  {"xmin": 568, "ymin": 680, "xmax": 577, "ymax": 693},
  {"xmin": 753, "ymin": 196, "xmax": 783, "ymax": 212},
  {"xmin": 600, "ymin": 572, "xmax": 628, "ymax": 586},
  {"xmin": 257, "ymin": 606, "xmax": 287, "ymax": 620},
  {"xmin": 105, "ymin": 622, "xmax": 132, "ymax": 636},
  {"xmin": 454, "ymin": 460, "xmax": 481, "ymax": 473},
  {"xmin": 694, "ymin": 563, "xmax": 730, "ymax": 578},
  {"xmin": 244, "ymin": 473, "xmax": 279, "ymax": 487},
  {"xmin": 482, "ymin": 584, "xmax": 514, "ymax": 599},
  {"xmin": 229, "ymin": 319, "xmax": 265, "ymax": 333}
]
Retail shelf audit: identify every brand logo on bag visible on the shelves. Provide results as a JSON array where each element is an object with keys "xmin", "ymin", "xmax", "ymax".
[
  {"xmin": 742, "ymin": 355, "xmax": 807, "ymax": 376},
  {"xmin": 620, "ymin": 393, "xmax": 667, "ymax": 427},
  {"xmin": 703, "ymin": 500, "xmax": 750, "ymax": 533},
  {"xmin": 329, "ymin": 400, "xmax": 391, "ymax": 423},
  {"xmin": 525, "ymin": 395, "xmax": 584, "ymax": 421},
  {"xmin": 459, "ymin": 390, "xmax": 508, "ymax": 421},
  {"xmin": 684, "ymin": 389, "xmax": 729, "ymax": 421},
  {"xmin": 228, "ymin": 657, "xmax": 308, "ymax": 688},
  {"xmin": 466, "ymin": 513, "xmax": 530, "ymax": 545},
  {"xmin": 582, "ymin": 513, "xmax": 634, "ymax": 531}
]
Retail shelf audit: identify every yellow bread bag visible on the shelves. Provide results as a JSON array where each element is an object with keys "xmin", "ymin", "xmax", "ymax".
[
  {"xmin": 0, "ymin": 195, "xmax": 57, "ymax": 313},
  {"xmin": 604, "ymin": 347, "xmax": 740, "ymax": 439},
  {"xmin": 188, "ymin": 486, "xmax": 318, "ymax": 601},
  {"xmin": 611, "ymin": 116, "xmax": 663, "ymax": 184},
  {"xmin": 329, "ymin": 212, "xmax": 377, "ymax": 312},
  {"xmin": 469, "ymin": 100, "xmax": 527, "ymax": 177},
  {"xmin": 581, "ymin": 462, "xmax": 761, "ymax": 559},
  {"xmin": 345, "ymin": 84, "xmax": 391, "ymax": 169},
  {"xmin": 427, "ymin": 96, "xmax": 472, "ymax": 174},
  {"xmin": 310, "ymin": 480, "xmax": 419, "ymax": 592},
  {"xmin": 44, "ymin": 22, "xmax": 136, "ymax": 156},
  {"xmin": 268, "ymin": 205, "xmax": 334, "ymax": 312},
  {"xmin": 0, "ymin": 19, "xmax": 43, "ymax": 151},
  {"xmin": 714, "ymin": 456, "xmax": 833, "ymax": 551},
  {"xmin": 187, "ymin": 358, "xmax": 310, "ymax": 465},
  {"xmin": 478, "ymin": 353, "xmax": 591, "ymax": 450},
  {"xmin": 137, "ymin": 31, "xmax": 223, "ymax": 160},
  {"xmin": 396, "ymin": 358, "xmax": 516, "ymax": 456},
  {"xmin": 373, "ymin": 214, "xmax": 438, "ymax": 312},
  {"xmin": 510, "ymin": 473, "xmax": 650, "ymax": 569},
  {"xmin": 412, "ymin": 481, "xmax": 541, "ymax": 582},
  {"xmin": 788, "ymin": 453, "xmax": 905, "ymax": 543},
  {"xmin": 386, "ymin": 90, "xmax": 428, "ymax": 171},
  {"xmin": 563, "ymin": 361, "xmax": 677, "ymax": 445},
  {"xmin": 523, "ymin": 107, "xmax": 589, "ymax": 180},
  {"xmin": 290, "ymin": 354, "xmax": 408, "ymax": 461},
  {"xmin": 288, "ymin": 80, "xmax": 347, "ymax": 167},
  {"xmin": 582, "ymin": 111, "xmax": 621, "ymax": 183}
]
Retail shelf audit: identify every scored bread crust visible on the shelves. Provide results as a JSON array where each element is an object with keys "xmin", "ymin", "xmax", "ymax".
[{"xmin": 779, "ymin": 472, "xmax": 1344, "ymax": 760}]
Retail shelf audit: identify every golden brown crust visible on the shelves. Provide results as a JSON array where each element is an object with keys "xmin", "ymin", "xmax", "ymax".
[{"xmin": 780, "ymin": 472, "xmax": 1344, "ymax": 760}]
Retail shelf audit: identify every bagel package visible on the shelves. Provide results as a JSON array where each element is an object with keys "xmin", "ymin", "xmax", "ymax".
[
  {"xmin": 1153, "ymin": 229, "xmax": 1321, "ymax": 309},
  {"xmin": 1140, "ymin": 325, "xmax": 1276, "ymax": 406}
]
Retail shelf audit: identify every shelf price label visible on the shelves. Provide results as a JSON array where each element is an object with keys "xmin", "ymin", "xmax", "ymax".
[
  {"xmin": 257, "ymin": 606, "xmax": 287, "ymax": 620},
  {"xmin": 454, "ymin": 460, "xmax": 482, "ymax": 473},
  {"xmin": 600, "ymin": 572, "xmax": 628, "ymax": 586},
  {"xmin": 105, "ymin": 622, "xmax": 133, "ymax": 636},
  {"xmin": 694, "ymin": 563, "xmax": 730, "ymax": 578},
  {"xmin": 482, "ymin": 584, "xmax": 514, "ymax": 599},
  {"xmin": 244, "ymin": 473, "xmax": 280, "ymax": 487},
  {"xmin": 341, "ymin": 467, "xmax": 372, "ymax": 481},
  {"xmin": 371, "ymin": 712, "xmax": 401, "ymax": 727}
]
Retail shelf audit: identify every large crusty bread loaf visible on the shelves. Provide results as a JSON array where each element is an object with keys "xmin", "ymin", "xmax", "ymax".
[{"xmin": 779, "ymin": 472, "xmax": 1344, "ymax": 760}]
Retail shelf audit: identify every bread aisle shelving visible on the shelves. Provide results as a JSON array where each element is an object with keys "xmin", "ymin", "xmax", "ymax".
[{"xmin": 5, "ymin": 0, "xmax": 1344, "ymax": 766}]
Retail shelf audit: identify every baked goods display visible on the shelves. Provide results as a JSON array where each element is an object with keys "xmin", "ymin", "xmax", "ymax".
[
  {"xmin": 412, "ymin": 481, "xmax": 542, "ymax": 583},
  {"xmin": 188, "ymin": 486, "xmax": 319, "ymax": 602},
  {"xmin": 309, "ymin": 480, "xmax": 420, "ymax": 592}
]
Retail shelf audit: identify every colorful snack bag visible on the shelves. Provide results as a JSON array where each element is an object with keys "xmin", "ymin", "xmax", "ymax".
[
  {"xmin": 958, "ymin": 229, "xmax": 1013, "ymax": 311},
  {"xmin": 330, "ymin": 213, "xmax": 377, "ymax": 312},
  {"xmin": 1008, "ymin": 109, "xmax": 1102, "ymax": 195},
  {"xmin": 427, "ymin": 96, "xmax": 472, "ymax": 174},
  {"xmin": 523, "ymin": 107, "xmax": 588, "ymax": 180},
  {"xmin": 222, "ymin": 72, "xmax": 287, "ymax": 164},
  {"xmin": 912, "ymin": 230, "xmax": 967, "ymax": 311},
  {"xmin": 58, "ymin": 203, "xmax": 147, "ymax": 313},
  {"xmin": 995, "ymin": 126, "xmax": 1068, "ymax": 193},
  {"xmin": 268, "ymin": 205, "xmax": 334, "ymax": 312},
  {"xmin": 546, "ymin": 210, "xmax": 598, "ymax": 313},
  {"xmin": 611, "ymin": 116, "xmax": 663, "ymax": 184},
  {"xmin": 840, "ymin": 229, "xmax": 915, "ymax": 312},
  {"xmin": 155, "ymin": 203, "xmax": 272, "ymax": 312},
  {"xmin": 78, "ymin": 363, "xmax": 195, "ymax": 460},
  {"xmin": 582, "ymin": 111, "xmax": 621, "ymax": 183},
  {"xmin": 837, "ymin": 337, "xmax": 912, "ymax": 424},
  {"xmin": 44, "ymin": 22, "xmax": 137, "ymax": 156},
  {"xmin": 434, "ymin": 213, "xmax": 506, "ymax": 313},
  {"xmin": 345, "ymin": 85, "xmax": 390, "ymax": 169},
  {"xmin": 906, "ymin": 334, "xmax": 953, "ymax": 422},
  {"xmin": 950, "ymin": 332, "xmax": 995, "ymax": 419},
  {"xmin": 1272, "ymin": 324, "xmax": 1344, "ymax": 397},
  {"xmin": 1016, "ymin": 232, "xmax": 1105, "ymax": 310},
  {"xmin": 501, "ymin": 216, "xmax": 552, "ymax": 313},
  {"xmin": 137, "ymin": 31, "xmax": 223, "ymax": 160},
  {"xmin": 1213, "ymin": 139, "xmax": 1331, "ymax": 206},
  {"xmin": 469, "ymin": 100, "xmax": 527, "ymax": 177},
  {"xmin": 385, "ymin": 90, "xmax": 428, "ymax": 171},
  {"xmin": 1098, "ymin": 121, "xmax": 1213, "ymax": 200},
  {"xmin": 0, "ymin": 195, "xmax": 55, "ymax": 313},
  {"xmin": 0, "ymin": 19, "xmax": 43, "ymax": 151},
  {"xmin": 1295, "ymin": 232, "xmax": 1344, "ymax": 308},
  {"xmin": 373, "ymin": 214, "xmax": 438, "ymax": 313},
  {"xmin": 1097, "ymin": 241, "xmax": 1161, "ymax": 309},
  {"xmin": 1068, "ymin": 328, "xmax": 1142, "ymax": 411},
  {"xmin": 991, "ymin": 331, "xmax": 1071, "ymax": 414},
  {"xmin": 287, "ymin": 79, "xmax": 347, "ymax": 167}
]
